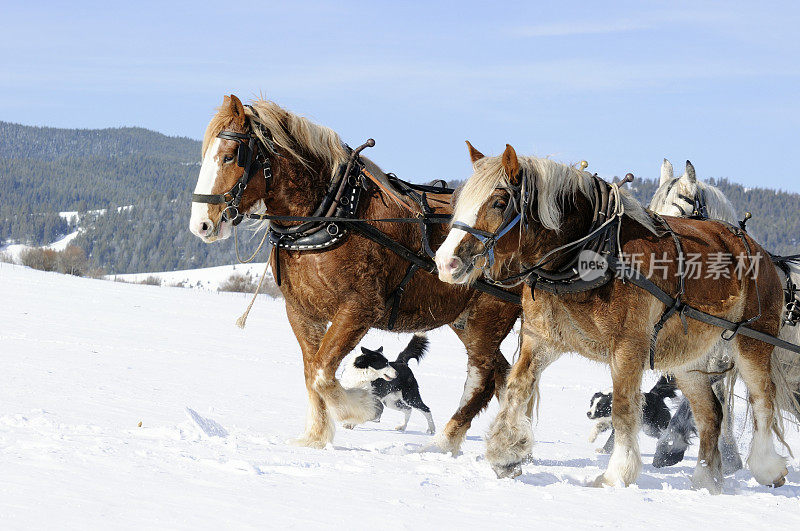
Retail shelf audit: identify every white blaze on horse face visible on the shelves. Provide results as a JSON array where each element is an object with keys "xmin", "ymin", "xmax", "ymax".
[
  {"xmin": 190, "ymin": 138, "xmax": 231, "ymax": 241},
  {"xmin": 435, "ymin": 204, "xmax": 479, "ymax": 283}
]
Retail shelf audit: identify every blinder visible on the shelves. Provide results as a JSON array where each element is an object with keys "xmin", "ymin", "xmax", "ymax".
[
  {"xmin": 665, "ymin": 179, "xmax": 709, "ymax": 219},
  {"xmin": 191, "ymin": 123, "xmax": 278, "ymax": 226}
]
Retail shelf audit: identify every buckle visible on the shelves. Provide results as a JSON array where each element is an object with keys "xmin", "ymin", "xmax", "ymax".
[{"xmin": 222, "ymin": 205, "xmax": 239, "ymax": 222}]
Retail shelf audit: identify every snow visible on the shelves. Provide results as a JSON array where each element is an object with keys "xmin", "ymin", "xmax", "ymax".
[
  {"xmin": 109, "ymin": 263, "xmax": 270, "ymax": 290},
  {"xmin": 46, "ymin": 229, "xmax": 81, "ymax": 251},
  {"xmin": 1, "ymin": 262, "xmax": 800, "ymax": 529},
  {"xmin": 1, "ymin": 230, "xmax": 81, "ymax": 263},
  {"xmin": 59, "ymin": 205, "xmax": 134, "ymax": 225}
]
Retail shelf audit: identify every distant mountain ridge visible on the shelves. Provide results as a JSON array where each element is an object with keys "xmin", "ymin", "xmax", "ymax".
[
  {"xmin": 0, "ymin": 121, "xmax": 200, "ymax": 162},
  {"xmin": 1, "ymin": 121, "xmax": 798, "ymax": 273}
]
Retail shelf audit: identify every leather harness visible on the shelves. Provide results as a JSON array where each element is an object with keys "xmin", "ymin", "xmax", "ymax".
[
  {"xmin": 191, "ymin": 116, "xmax": 800, "ymax": 362},
  {"xmin": 453, "ymin": 171, "xmax": 800, "ymax": 369},
  {"xmin": 191, "ymin": 121, "xmax": 521, "ymax": 330}
]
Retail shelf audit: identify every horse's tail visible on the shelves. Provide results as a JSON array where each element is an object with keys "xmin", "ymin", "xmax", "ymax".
[
  {"xmin": 395, "ymin": 333, "xmax": 429, "ymax": 365},
  {"xmin": 766, "ymin": 262, "xmax": 800, "ymax": 456}
]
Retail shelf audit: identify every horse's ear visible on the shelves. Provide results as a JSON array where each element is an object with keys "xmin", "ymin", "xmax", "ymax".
[
  {"xmin": 465, "ymin": 140, "xmax": 485, "ymax": 165},
  {"xmin": 684, "ymin": 160, "xmax": 696, "ymax": 183},
  {"xmin": 660, "ymin": 158, "xmax": 673, "ymax": 185},
  {"xmin": 502, "ymin": 144, "xmax": 520, "ymax": 186},
  {"xmin": 229, "ymin": 94, "xmax": 246, "ymax": 127}
]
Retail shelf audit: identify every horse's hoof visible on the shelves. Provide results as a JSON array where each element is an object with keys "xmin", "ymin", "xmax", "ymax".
[
  {"xmin": 493, "ymin": 463, "xmax": 523, "ymax": 479},
  {"xmin": 652, "ymin": 448, "xmax": 686, "ymax": 468},
  {"xmin": 771, "ymin": 468, "xmax": 789, "ymax": 488},
  {"xmin": 288, "ymin": 436, "xmax": 327, "ymax": 449},
  {"xmin": 592, "ymin": 473, "xmax": 627, "ymax": 488}
]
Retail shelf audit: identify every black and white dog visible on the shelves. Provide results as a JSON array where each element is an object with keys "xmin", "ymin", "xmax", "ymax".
[
  {"xmin": 587, "ymin": 375, "xmax": 677, "ymax": 454},
  {"xmin": 341, "ymin": 334, "xmax": 436, "ymax": 434},
  {"xmin": 588, "ymin": 374, "xmax": 744, "ymax": 473}
]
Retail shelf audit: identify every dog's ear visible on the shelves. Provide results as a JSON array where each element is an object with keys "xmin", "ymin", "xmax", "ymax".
[
  {"xmin": 360, "ymin": 347, "xmax": 369, "ymax": 355},
  {"xmin": 377, "ymin": 346, "xmax": 383, "ymax": 353},
  {"xmin": 353, "ymin": 355, "xmax": 369, "ymax": 369}
]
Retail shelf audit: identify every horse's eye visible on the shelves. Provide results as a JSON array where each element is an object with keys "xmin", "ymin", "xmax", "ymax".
[
  {"xmin": 223, "ymin": 155, "xmax": 234, "ymax": 164},
  {"xmin": 492, "ymin": 199, "xmax": 507, "ymax": 210}
]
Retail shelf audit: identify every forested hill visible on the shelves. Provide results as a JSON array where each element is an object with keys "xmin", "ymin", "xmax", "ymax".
[
  {"xmin": 1, "ymin": 120, "xmax": 798, "ymax": 274},
  {"xmin": 0, "ymin": 121, "xmax": 201, "ymax": 216},
  {"xmin": 0, "ymin": 120, "xmax": 214, "ymax": 262},
  {"xmin": 0, "ymin": 121, "xmax": 199, "ymax": 162}
]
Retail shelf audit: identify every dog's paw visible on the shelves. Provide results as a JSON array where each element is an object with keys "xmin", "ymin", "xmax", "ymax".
[
  {"xmin": 342, "ymin": 423, "xmax": 355, "ymax": 430},
  {"xmin": 395, "ymin": 425, "xmax": 407, "ymax": 432}
]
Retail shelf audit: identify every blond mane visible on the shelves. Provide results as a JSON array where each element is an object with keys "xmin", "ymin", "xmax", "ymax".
[
  {"xmin": 455, "ymin": 155, "xmax": 656, "ymax": 233},
  {"xmin": 202, "ymin": 98, "xmax": 348, "ymax": 170}
]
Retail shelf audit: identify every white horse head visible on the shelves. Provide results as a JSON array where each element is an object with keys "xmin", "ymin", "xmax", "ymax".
[{"xmin": 649, "ymin": 159, "xmax": 737, "ymax": 223}]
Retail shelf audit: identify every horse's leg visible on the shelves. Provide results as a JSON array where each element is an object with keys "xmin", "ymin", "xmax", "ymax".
[
  {"xmin": 704, "ymin": 342, "xmax": 743, "ymax": 473},
  {"xmin": 485, "ymin": 326, "xmax": 555, "ymax": 478},
  {"xmin": 308, "ymin": 306, "xmax": 379, "ymax": 428},
  {"xmin": 436, "ymin": 305, "xmax": 516, "ymax": 454},
  {"xmin": 673, "ymin": 367, "xmax": 724, "ymax": 494},
  {"xmin": 593, "ymin": 339, "xmax": 645, "ymax": 487},
  {"xmin": 285, "ymin": 303, "xmax": 332, "ymax": 448},
  {"xmin": 734, "ymin": 336, "xmax": 789, "ymax": 487}
]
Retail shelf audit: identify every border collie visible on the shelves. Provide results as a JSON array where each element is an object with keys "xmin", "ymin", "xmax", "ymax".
[
  {"xmin": 341, "ymin": 334, "xmax": 435, "ymax": 434},
  {"xmin": 586, "ymin": 375, "xmax": 676, "ymax": 453},
  {"xmin": 652, "ymin": 374, "xmax": 744, "ymax": 474}
]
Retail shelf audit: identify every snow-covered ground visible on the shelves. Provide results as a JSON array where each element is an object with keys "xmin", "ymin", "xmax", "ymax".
[
  {"xmin": 110, "ymin": 263, "xmax": 270, "ymax": 290},
  {"xmin": 1, "ymin": 263, "xmax": 799, "ymax": 529}
]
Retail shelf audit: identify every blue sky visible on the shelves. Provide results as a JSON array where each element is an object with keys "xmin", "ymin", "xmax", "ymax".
[{"xmin": 2, "ymin": 1, "xmax": 799, "ymax": 192}]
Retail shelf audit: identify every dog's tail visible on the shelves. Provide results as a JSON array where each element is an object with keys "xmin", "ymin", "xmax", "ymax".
[
  {"xmin": 395, "ymin": 333, "xmax": 429, "ymax": 365},
  {"xmin": 649, "ymin": 374, "xmax": 678, "ymax": 400}
]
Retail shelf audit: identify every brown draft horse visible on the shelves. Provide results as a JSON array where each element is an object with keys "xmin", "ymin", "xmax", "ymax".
[
  {"xmin": 436, "ymin": 143, "xmax": 794, "ymax": 493},
  {"xmin": 189, "ymin": 95, "xmax": 520, "ymax": 451}
]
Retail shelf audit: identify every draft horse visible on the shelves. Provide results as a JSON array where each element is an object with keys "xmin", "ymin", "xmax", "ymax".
[
  {"xmin": 189, "ymin": 95, "xmax": 519, "ymax": 451},
  {"xmin": 436, "ymin": 143, "xmax": 793, "ymax": 492}
]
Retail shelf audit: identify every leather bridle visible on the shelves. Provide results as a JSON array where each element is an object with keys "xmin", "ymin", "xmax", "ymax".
[
  {"xmin": 191, "ymin": 118, "xmax": 279, "ymax": 226},
  {"xmin": 452, "ymin": 185, "xmax": 522, "ymax": 268},
  {"xmin": 664, "ymin": 178, "xmax": 709, "ymax": 219},
  {"xmin": 452, "ymin": 171, "xmax": 632, "ymax": 293}
]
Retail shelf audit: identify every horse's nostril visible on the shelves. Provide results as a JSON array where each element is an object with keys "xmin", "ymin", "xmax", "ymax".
[
  {"xmin": 200, "ymin": 221, "xmax": 210, "ymax": 232},
  {"xmin": 448, "ymin": 257, "xmax": 462, "ymax": 272}
]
